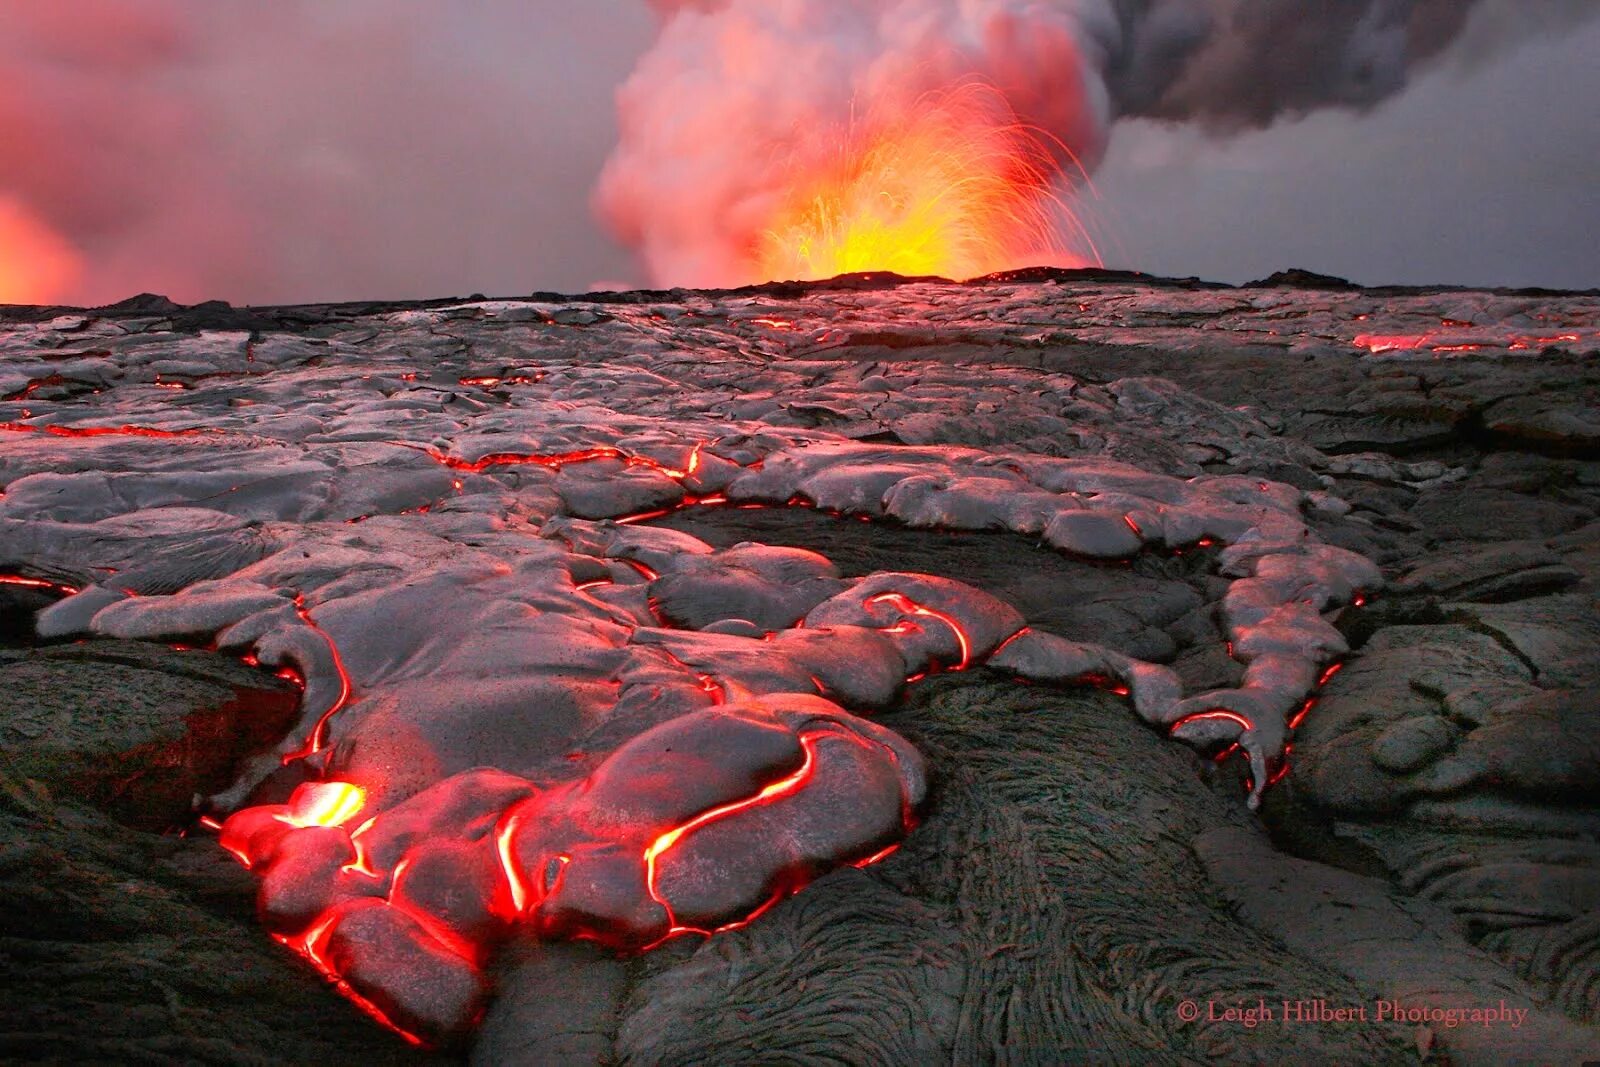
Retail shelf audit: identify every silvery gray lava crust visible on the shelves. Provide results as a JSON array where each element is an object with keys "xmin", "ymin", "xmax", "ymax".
[{"xmin": 2, "ymin": 269, "xmax": 1598, "ymax": 1064}]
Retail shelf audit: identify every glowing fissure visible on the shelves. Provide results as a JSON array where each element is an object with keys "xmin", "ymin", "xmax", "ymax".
[
  {"xmin": 1266, "ymin": 753, "xmax": 1294, "ymax": 788},
  {"xmin": 1288, "ymin": 661, "xmax": 1346, "ymax": 731},
  {"xmin": 495, "ymin": 810, "xmax": 532, "ymax": 915},
  {"xmin": 1169, "ymin": 709, "xmax": 1255, "ymax": 735},
  {"xmin": 641, "ymin": 729, "xmax": 825, "ymax": 941},
  {"xmin": 1081, "ymin": 673, "xmax": 1131, "ymax": 697},
  {"xmin": 850, "ymin": 842, "xmax": 901, "ymax": 869},
  {"xmin": 1354, "ymin": 331, "xmax": 1595, "ymax": 355},
  {"xmin": 274, "ymin": 906, "xmax": 427, "ymax": 1048},
  {"xmin": 0, "ymin": 422, "xmax": 212, "ymax": 439},
  {"xmin": 425, "ymin": 442, "xmax": 706, "ymax": 481},
  {"xmin": 430, "ymin": 445, "xmax": 626, "ymax": 474},
  {"xmin": 458, "ymin": 374, "xmax": 543, "ymax": 388},
  {"xmin": 867, "ymin": 591, "xmax": 973, "ymax": 670},
  {"xmin": 280, "ymin": 597, "xmax": 356, "ymax": 765},
  {"xmin": 1197, "ymin": 657, "xmax": 1351, "ymax": 788},
  {"xmin": 0, "ymin": 573, "xmax": 82, "ymax": 596},
  {"xmin": 698, "ymin": 673, "xmax": 728, "ymax": 705},
  {"xmin": 3, "ymin": 374, "xmax": 70, "ymax": 403},
  {"xmin": 622, "ymin": 558, "xmax": 660, "ymax": 583},
  {"xmin": 388, "ymin": 857, "xmax": 487, "ymax": 965},
  {"xmin": 340, "ymin": 824, "xmax": 385, "ymax": 881},
  {"xmin": 653, "ymin": 646, "xmax": 729, "ymax": 708}
]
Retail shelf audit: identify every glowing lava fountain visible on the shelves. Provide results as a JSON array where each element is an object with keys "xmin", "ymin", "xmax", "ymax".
[{"xmin": 754, "ymin": 85, "xmax": 1097, "ymax": 282}]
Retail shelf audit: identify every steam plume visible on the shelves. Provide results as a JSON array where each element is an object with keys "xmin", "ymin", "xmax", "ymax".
[
  {"xmin": 0, "ymin": 1, "xmax": 645, "ymax": 306},
  {"xmin": 599, "ymin": 0, "xmax": 1594, "ymax": 287}
]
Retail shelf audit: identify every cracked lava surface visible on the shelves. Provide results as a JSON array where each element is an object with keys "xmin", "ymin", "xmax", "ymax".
[{"xmin": 3, "ymin": 272, "xmax": 1596, "ymax": 1044}]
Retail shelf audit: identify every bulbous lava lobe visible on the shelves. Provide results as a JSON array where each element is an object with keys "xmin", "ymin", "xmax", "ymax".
[
  {"xmin": 3, "ymin": 343, "xmax": 1384, "ymax": 1040},
  {"xmin": 220, "ymin": 694, "xmax": 924, "ymax": 1043}
]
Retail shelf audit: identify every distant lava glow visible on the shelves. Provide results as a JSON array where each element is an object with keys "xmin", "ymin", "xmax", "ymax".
[
  {"xmin": 0, "ymin": 195, "xmax": 82, "ymax": 305},
  {"xmin": 753, "ymin": 86, "xmax": 1097, "ymax": 283}
]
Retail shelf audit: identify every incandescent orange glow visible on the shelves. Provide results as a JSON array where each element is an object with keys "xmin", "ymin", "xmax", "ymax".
[
  {"xmin": 753, "ymin": 85, "xmax": 1096, "ymax": 283},
  {"xmin": 0, "ymin": 195, "xmax": 83, "ymax": 305}
]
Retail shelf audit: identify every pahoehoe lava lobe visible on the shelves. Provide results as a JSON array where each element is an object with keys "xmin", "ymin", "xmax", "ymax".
[{"xmin": 1, "ymin": 274, "xmax": 1597, "ymax": 1062}]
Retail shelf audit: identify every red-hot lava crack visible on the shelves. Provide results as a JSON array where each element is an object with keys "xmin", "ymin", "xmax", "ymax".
[
  {"xmin": 1354, "ymin": 330, "xmax": 1593, "ymax": 354},
  {"xmin": 279, "ymin": 596, "xmax": 357, "ymax": 765},
  {"xmin": 866, "ymin": 590, "xmax": 974, "ymax": 670},
  {"xmin": 0, "ymin": 572, "xmax": 82, "ymax": 596},
  {"xmin": 0, "ymin": 422, "xmax": 216, "ymax": 439},
  {"xmin": 420, "ymin": 441, "xmax": 706, "ymax": 481}
]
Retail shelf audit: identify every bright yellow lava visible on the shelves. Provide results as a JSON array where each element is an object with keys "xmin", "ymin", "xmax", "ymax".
[{"xmin": 754, "ymin": 85, "xmax": 1094, "ymax": 282}]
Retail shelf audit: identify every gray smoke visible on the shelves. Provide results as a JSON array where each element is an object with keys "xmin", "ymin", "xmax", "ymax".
[
  {"xmin": 1100, "ymin": 0, "xmax": 1593, "ymax": 130},
  {"xmin": 0, "ymin": 1, "xmax": 652, "ymax": 305}
]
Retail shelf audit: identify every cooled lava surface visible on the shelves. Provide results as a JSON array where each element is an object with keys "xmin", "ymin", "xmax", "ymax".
[{"xmin": 3, "ymin": 270, "xmax": 1598, "ymax": 1063}]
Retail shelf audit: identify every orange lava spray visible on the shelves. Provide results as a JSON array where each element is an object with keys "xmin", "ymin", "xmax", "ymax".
[{"xmin": 753, "ymin": 84, "xmax": 1097, "ymax": 282}]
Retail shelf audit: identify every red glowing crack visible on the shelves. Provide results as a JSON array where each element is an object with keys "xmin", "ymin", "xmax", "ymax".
[
  {"xmin": 274, "ymin": 902, "xmax": 429, "ymax": 1047},
  {"xmin": 494, "ymin": 809, "xmax": 533, "ymax": 915},
  {"xmin": 867, "ymin": 590, "xmax": 973, "ymax": 671},
  {"xmin": 1354, "ymin": 331, "xmax": 1592, "ymax": 354},
  {"xmin": 0, "ymin": 573, "xmax": 82, "ymax": 596},
  {"xmin": 280, "ymin": 596, "xmax": 356, "ymax": 765},
  {"xmin": 651, "ymin": 645, "xmax": 730, "ymax": 708},
  {"xmin": 0, "ymin": 422, "xmax": 214, "ymax": 439},
  {"xmin": 427, "ymin": 445, "xmax": 627, "ymax": 474},
  {"xmin": 425, "ymin": 442, "xmax": 706, "ymax": 481},
  {"xmin": 640, "ymin": 728, "xmax": 823, "ymax": 944},
  {"xmin": 3, "ymin": 373, "xmax": 70, "ymax": 402},
  {"xmin": 458, "ymin": 374, "xmax": 544, "ymax": 388},
  {"xmin": 1169, "ymin": 708, "xmax": 1255, "ymax": 735}
]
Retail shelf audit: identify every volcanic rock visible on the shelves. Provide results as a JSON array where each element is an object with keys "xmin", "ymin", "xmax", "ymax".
[
  {"xmin": 3, "ymin": 272, "xmax": 1598, "ymax": 1062},
  {"xmin": 1, "ymin": 640, "xmax": 299, "ymax": 830},
  {"xmin": 1394, "ymin": 540, "xmax": 1582, "ymax": 602}
]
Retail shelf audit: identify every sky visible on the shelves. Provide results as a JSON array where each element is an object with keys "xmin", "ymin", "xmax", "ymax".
[
  {"xmin": 0, "ymin": 0, "xmax": 1596, "ymax": 306},
  {"xmin": 1090, "ymin": 16, "xmax": 1600, "ymax": 289}
]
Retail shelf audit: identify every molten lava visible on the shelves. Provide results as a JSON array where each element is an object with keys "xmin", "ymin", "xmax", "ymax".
[
  {"xmin": 277, "ymin": 781, "xmax": 367, "ymax": 829},
  {"xmin": 753, "ymin": 85, "xmax": 1095, "ymax": 283}
]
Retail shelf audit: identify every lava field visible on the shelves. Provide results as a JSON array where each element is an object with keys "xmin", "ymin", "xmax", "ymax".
[{"xmin": 2, "ymin": 269, "xmax": 1598, "ymax": 1064}]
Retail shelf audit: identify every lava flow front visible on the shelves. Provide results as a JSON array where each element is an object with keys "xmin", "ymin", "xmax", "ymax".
[
  {"xmin": 2, "ymin": 281, "xmax": 1424, "ymax": 1050},
  {"xmin": 219, "ymin": 698, "xmax": 926, "ymax": 1043}
]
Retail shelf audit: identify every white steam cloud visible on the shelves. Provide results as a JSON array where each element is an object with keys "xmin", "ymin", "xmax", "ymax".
[
  {"xmin": 598, "ymin": 0, "xmax": 1594, "ymax": 287},
  {"xmin": 0, "ymin": 1, "xmax": 649, "ymax": 306}
]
